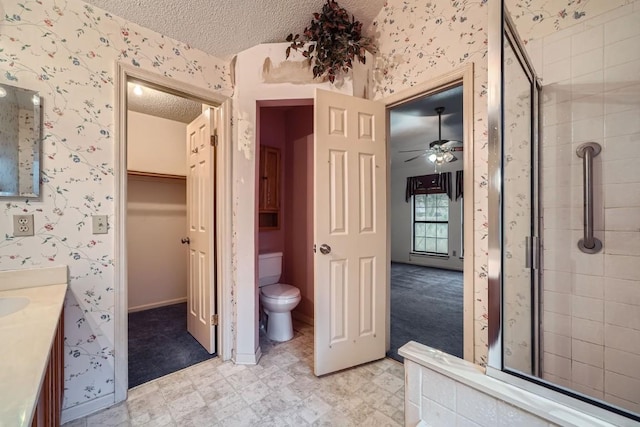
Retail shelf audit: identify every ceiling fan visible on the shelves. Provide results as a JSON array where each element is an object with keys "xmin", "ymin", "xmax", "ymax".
[{"xmin": 400, "ymin": 106, "xmax": 463, "ymax": 164}]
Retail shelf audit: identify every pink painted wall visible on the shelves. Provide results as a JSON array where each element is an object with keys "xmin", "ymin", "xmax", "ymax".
[
  {"xmin": 257, "ymin": 104, "xmax": 314, "ymax": 323},
  {"xmin": 258, "ymin": 107, "xmax": 286, "ymax": 254},
  {"xmin": 283, "ymin": 106, "xmax": 314, "ymax": 321}
]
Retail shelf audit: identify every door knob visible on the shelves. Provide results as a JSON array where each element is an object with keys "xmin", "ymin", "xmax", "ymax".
[
  {"xmin": 181, "ymin": 237, "xmax": 190, "ymax": 244},
  {"xmin": 319, "ymin": 244, "xmax": 331, "ymax": 255}
]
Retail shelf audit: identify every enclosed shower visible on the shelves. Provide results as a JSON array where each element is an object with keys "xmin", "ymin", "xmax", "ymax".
[{"xmin": 489, "ymin": 1, "xmax": 640, "ymax": 422}]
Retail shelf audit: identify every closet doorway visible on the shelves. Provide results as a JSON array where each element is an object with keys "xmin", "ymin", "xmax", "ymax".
[
  {"xmin": 125, "ymin": 81, "xmax": 217, "ymax": 387},
  {"xmin": 114, "ymin": 64, "xmax": 232, "ymax": 402}
]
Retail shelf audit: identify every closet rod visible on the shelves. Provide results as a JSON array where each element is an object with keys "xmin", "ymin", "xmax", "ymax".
[{"xmin": 127, "ymin": 170, "xmax": 186, "ymax": 180}]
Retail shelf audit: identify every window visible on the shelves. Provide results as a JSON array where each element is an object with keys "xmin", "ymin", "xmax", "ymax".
[{"xmin": 413, "ymin": 193, "xmax": 449, "ymax": 254}]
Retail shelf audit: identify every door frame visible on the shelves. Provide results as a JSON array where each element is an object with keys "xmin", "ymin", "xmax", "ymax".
[
  {"xmin": 382, "ymin": 63, "xmax": 475, "ymax": 362},
  {"xmin": 114, "ymin": 62, "xmax": 233, "ymax": 403}
]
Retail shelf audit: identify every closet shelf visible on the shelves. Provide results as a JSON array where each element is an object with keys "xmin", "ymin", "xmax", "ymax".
[{"xmin": 127, "ymin": 170, "xmax": 186, "ymax": 180}]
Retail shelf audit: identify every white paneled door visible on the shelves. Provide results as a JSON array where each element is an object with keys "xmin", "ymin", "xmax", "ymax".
[
  {"xmin": 314, "ymin": 89, "xmax": 387, "ymax": 376},
  {"xmin": 186, "ymin": 108, "xmax": 216, "ymax": 354}
]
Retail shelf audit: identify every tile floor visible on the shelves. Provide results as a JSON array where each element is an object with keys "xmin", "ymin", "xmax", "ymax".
[{"xmin": 63, "ymin": 321, "xmax": 405, "ymax": 426}]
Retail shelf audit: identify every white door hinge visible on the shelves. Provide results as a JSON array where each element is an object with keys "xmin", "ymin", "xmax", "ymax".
[{"xmin": 211, "ymin": 314, "xmax": 219, "ymax": 326}]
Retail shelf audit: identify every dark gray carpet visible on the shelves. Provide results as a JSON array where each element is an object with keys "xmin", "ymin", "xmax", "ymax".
[
  {"xmin": 128, "ymin": 302, "xmax": 216, "ymax": 387},
  {"xmin": 387, "ymin": 262, "xmax": 463, "ymax": 362}
]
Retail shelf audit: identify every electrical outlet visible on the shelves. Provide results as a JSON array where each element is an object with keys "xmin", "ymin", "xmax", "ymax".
[
  {"xmin": 92, "ymin": 215, "xmax": 108, "ymax": 234},
  {"xmin": 13, "ymin": 214, "xmax": 34, "ymax": 237}
]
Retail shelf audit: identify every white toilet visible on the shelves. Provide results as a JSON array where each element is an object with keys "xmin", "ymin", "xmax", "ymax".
[{"xmin": 258, "ymin": 252, "xmax": 301, "ymax": 342}]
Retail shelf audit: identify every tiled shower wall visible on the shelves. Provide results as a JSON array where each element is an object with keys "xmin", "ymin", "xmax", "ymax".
[{"xmin": 527, "ymin": 3, "xmax": 640, "ymax": 414}]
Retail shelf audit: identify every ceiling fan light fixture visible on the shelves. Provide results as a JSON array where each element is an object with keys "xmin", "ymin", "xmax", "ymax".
[
  {"xmin": 443, "ymin": 151, "xmax": 454, "ymax": 162},
  {"xmin": 400, "ymin": 105, "xmax": 463, "ymax": 164}
]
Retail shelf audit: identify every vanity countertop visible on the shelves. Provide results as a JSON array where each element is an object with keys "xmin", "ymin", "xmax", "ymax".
[{"xmin": 0, "ymin": 266, "xmax": 67, "ymax": 427}]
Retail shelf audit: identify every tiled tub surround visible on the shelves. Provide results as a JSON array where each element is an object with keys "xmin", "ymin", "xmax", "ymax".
[
  {"xmin": 400, "ymin": 341, "xmax": 630, "ymax": 427},
  {"xmin": 524, "ymin": 2, "xmax": 640, "ymax": 414},
  {"xmin": 0, "ymin": 265, "xmax": 68, "ymax": 426}
]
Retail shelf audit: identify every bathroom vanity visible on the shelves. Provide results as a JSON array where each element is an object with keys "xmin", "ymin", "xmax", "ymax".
[{"xmin": 0, "ymin": 266, "xmax": 67, "ymax": 427}]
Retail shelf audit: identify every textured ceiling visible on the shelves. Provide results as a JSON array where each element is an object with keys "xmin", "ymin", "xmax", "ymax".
[
  {"xmin": 82, "ymin": 0, "xmax": 385, "ymax": 58},
  {"xmin": 390, "ymin": 85, "xmax": 464, "ymax": 166},
  {"xmin": 127, "ymin": 82, "xmax": 202, "ymax": 124}
]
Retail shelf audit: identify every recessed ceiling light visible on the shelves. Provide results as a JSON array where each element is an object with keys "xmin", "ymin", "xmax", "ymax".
[{"xmin": 133, "ymin": 85, "xmax": 143, "ymax": 96}]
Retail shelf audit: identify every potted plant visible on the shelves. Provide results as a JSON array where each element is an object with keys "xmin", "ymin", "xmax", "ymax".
[{"xmin": 285, "ymin": 0, "xmax": 374, "ymax": 83}]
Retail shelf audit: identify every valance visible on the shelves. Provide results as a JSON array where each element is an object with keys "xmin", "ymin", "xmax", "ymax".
[{"xmin": 405, "ymin": 173, "xmax": 452, "ymax": 202}]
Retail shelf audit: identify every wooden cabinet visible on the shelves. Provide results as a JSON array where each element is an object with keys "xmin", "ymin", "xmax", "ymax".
[
  {"xmin": 32, "ymin": 311, "xmax": 64, "ymax": 427},
  {"xmin": 259, "ymin": 146, "xmax": 280, "ymax": 229}
]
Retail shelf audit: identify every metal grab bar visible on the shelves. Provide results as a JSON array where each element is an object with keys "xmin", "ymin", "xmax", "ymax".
[{"xmin": 576, "ymin": 142, "xmax": 603, "ymax": 254}]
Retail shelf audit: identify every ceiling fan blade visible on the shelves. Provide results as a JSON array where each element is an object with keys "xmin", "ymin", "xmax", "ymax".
[
  {"xmin": 404, "ymin": 152, "xmax": 428, "ymax": 162},
  {"xmin": 441, "ymin": 140, "xmax": 463, "ymax": 149},
  {"xmin": 450, "ymin": 146, "xmax": 463, "ymax": 152},
  {"xmin": 429, "ymin": 139, "xmax": 450, "ymax": 148},
  {"xmin": 398, "ymin": 149, "xmax": 428, "ymax": 153}
]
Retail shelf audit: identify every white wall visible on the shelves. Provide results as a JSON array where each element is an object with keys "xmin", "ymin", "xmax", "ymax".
[
  {"xmin": 525, "ymin": 3, "xmax": 640, "ymax": 414},
  {"xmin": 127, "ymin": 110, "xmax": 188, "ymax": 176},
  {"xmin": 127, "ymin": 175, "xmax": 187, "ymax": 311},
  {"xmin": 126, "ymin": 111, "xmax": 190, "ymax": 312},
  {"xmin": 390, "ymin": 161, "xmax": 464, "ymax": 271}
]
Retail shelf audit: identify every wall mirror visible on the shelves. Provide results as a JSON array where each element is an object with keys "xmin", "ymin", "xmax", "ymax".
[{"xmin": 0, "ymin": 83, "xmax": 42, "ymax": 198}]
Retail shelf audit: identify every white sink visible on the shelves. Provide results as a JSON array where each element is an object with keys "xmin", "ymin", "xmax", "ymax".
[{"xmin": 0, "ymin": 297, "xmax": 30, "ymax": 318}]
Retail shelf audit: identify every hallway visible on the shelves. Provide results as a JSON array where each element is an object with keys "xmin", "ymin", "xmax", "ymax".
[{"xmin": 64, "ymin": 321, "xmax": 405, "ymax": 426}]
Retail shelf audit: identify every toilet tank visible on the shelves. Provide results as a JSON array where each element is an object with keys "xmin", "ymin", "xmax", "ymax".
[{"xmin": 258, "ymin": 252, "xmax": 282, "ymax": 287}]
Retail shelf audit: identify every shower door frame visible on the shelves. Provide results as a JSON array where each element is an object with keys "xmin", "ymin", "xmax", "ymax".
[
  {"xmin": 487, "ymin": 1, "xmax": 639, "ymax": 425},
  {"xmin": 487, "ymin": 0, "xmax": 542, "ymax": 375}
]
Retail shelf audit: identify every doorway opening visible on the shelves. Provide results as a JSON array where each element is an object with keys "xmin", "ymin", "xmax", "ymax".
[
  {"xmin": 125, "ymin": 81, "xmax": 216, "ymax": 387},
  {"xmin": 384, "ymin": 67, "xmax": 474, "ymax": 363},
  {"xmin": 388, "ymin": 84, "xmax": 465, "ymax": 361},
  {"xmin": 114, "ymin": 64, "xmax": 232, "ymax": 402},
  {"xmin": 255, "ymin": 100, "xmax": 315, "ymax": 348},
  {"xmin": 253, "ymin": 91, "xmax": 388, "ymax": 377}
]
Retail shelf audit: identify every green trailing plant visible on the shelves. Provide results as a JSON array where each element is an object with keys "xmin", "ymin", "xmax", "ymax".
[{"xmin": 285, "ymin": 0, "xmax": 373, "ymax": 83}]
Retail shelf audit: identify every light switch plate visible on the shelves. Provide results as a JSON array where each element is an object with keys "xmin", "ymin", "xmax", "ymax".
[
  {"xmin": 92, "ymin": 215, "xmax": 108, "ymax": 234},
  {"xmin": 13, "ymin": 214, "xmax": 34, "ymax": 237}
]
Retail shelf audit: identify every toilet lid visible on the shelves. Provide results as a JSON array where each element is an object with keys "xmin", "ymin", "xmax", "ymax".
[{"xmin": 261, "ymin": 283, "xmax": 300, "ymax": 300}]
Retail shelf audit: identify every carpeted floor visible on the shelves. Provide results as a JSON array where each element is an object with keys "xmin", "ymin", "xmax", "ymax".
[
  {"xmin": 387, "ymin": 262, "xmax": 463, "ymax": 362},
  {"xmin": 128, "ymin": 302, "xmax": 216, "ymax": 387}
]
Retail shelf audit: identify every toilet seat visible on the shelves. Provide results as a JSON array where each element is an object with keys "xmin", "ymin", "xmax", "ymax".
[{"xmin": 260, "ymin": 283, "xmax": 300, "ymax": 302}]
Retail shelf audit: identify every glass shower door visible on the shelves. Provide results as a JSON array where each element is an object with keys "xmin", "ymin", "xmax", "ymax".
[
  {"xmin": 501, "ymin": 18, "xmax": 540, "ymax": 377},
  {"xmin": 492, "ymin": 1, "xmax": 640, "ymax": 421}
]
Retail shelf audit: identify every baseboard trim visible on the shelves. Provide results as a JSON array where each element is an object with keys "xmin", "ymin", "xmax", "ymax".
[
  {"xmin": 234, "ymin": 347, "xmax": 261, "ymax": 365},
  {"xmin": 61, "ymin": 393, "xmax": 114, "ymax": 424},
  {"xmin": 128, "ymin": 297, "xmax": 187, "ymax": 313},
  {"xmin": 292, "ymin": 311, "xmax": 314, "ymax": 326}
]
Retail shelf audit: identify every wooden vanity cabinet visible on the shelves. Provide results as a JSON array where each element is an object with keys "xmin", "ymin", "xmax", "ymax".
[
  {"xmin": 32, "ymin": 311, "xmax": 64, "ymax": 427},
  {"xmin": 259, "ymin": 146, "xmax": 280, "ymax": 229}
]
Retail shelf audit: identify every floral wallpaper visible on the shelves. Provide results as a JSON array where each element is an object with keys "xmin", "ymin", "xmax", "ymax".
[
  {"xmin": 18, "ymin": 108, "xmax": 38, "ymax": 195},
  {"xmin": 505, "ymin": 0, "xmax": 631, "ymax": 41},
  {"xmin": 372, "ymin": 0, "xmax": 490, "ymax": 365},
  {"xmin": 0, "ymin": 0, "xmax": 230, "ymax": 411},
  {"xmin": 0, "ymin": 98, "xmax": 19, "ymax": 194}
]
